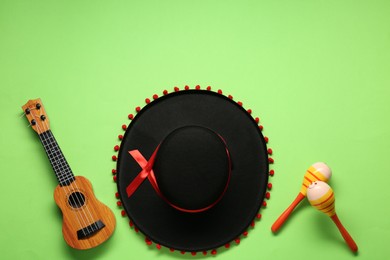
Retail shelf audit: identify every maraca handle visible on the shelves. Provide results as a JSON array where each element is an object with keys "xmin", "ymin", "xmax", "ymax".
[
  {"xmin": 331, "ymin": 214, "xmax": 358, "ymax": 252},
  {"xmin": 271, "ymin": 193, "xmax": 305, "ymax": 233}
]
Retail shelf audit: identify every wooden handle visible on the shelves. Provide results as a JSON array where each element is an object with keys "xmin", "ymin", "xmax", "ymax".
[
  {"xmin": 331, "ymin": 214, "xmax": 358, "ymax": 252},
  {"xmin": 271, "ymin": 193, "xmax": 305, "ymax": 233}
]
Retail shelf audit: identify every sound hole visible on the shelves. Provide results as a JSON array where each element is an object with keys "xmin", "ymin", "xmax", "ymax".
[{"xmin": 68, "ymin": 192, "xmax": 86, "ymax": 208}]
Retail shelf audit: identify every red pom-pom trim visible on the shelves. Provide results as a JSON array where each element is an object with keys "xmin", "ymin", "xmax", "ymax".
[
  {"xmin": 118, "ymin": 134, "xmax": 123, "ymax": 140},
  {"xmin": 184, "ymin": 85, "xmax": 190, "ymax": 90},
  {"xmin": 259, "ymin": 125, "xmax": 263, "ymax": 131},
  {"xmin": 195, "ymin": 85, "xmax": 201, "ymax": 90},
  {"xmin": 267, "ymin": 148, "xmax": 273, "ymax": 155},
  {"xmin": 174, "ymin": 87, "xmax": 179, "ymax": 92},
  {"xmin": 113, "ymin": 175, "xmax": 117, "ymax": 182},
  {"xmin": 156, "ymin": 244, "xmax": 161, "ymax": 250},
  {"xmin": 145, "ymin": 238, "xmax": 152, "ymax": 246},
  {"xmin": 116, "ymin": 201, "xmax": 122, "ymax": 206},
  {"xmin": 112, "ymin": 155, "xmax": 117, "ymax": 161},
  {"xmin": 122, "ymin": 124, "xmax": 127, "ymax": 130},
  {"xmin": 211, "ymin": 249, "xmax": 217, "ymax": 255},
  {"xmin": 256, "ymin": 213, "xmax": 262, "ymax": 219},
  {"xmin": 217, "ymin": 89, "xmax": 223, "ymax": 94},
  {"xmin": 268, "ymin": 157, "xmax": 274, "ymax": 164},
  {"xmin": 264, "ymin": 136, "xmax": 269, "ymax": 143},
  {"xmin": 262, "ymin": 201, "xmax": 267, "ymax": 207},
  {"xmin": 153, "ymin": 94, "xmax": 158, "ymax": 100},
  {"xmin": 237, "ymin": 101, "xmax": 243, "ymax": 106},
  {"xmin": 114, "ymin": 145, "xmax": 120, "ymax": 151},
  {"xmin": 206, "ymin": 86, "xmax": 211, "ymax": 91},
  {"xmin": 247, "ymin": 109, "xmax": 252, "ymax": 114},
  {"xmin": 191, "ymin": 252, "xmax": 197, "ymax": 256},
  {"xmin": 203, "ymin": 251, "xmax": 208, "ymax": 255},
  {"xmin": 255, "ymin": 117, "xmax": 260, "ymax": 124},
  {"xmin": 267, "ymin": 183, "xmax": 273, "ymax": 189},
  {"xmin": 112, "ymin": 169, "xmax": 117, "ymax": 175},
  {"xmin": 225, "ymin": 243, "xmax": 230, "ymax": 248},
  {"xmin": 163, "ymin": 90, "xmax": 168, "ymax": 95},
  {"xmin": 145, "ymin": 98, "xmax": 151, "ymax": 104},
  {"xmin": 265, "ymin": 192, "xmax": 271, "ymax": 199},
  {"xmin": 115, "ymin": 192, "xmax": 119, "ymax": 198},
  {"xmin": 243, "ymin": 231, "xmax": 248, "ymax": 237},
  {"xmin": 169, "ymin": 248, "xmax": 175, "ymax": 252},
  {"xmin": 235, "ymin": 238, "xmax": 241, "ymax": 244},
  {"xmin": 135, "ymin": 106, "xmax": 141, "ymax": 112},
  {"xmin": 269, "ymin": 169, "xmax": 275, "ymax": 176},
  {"xmin": 228, "ymin": 95, "xmax": 233, "ymax": 99},
  {"xmin": 128, "ymin": 114, "xmax": 134, "ymax": 120},
  {"xmin": 121, "ymin": 210, "xmax": 126, "ymax": 216}
]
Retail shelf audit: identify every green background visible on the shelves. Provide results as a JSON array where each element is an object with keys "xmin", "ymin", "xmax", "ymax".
[{"xmin": 1, "ymin": 0, "xmax": 389, "ymax": 259}]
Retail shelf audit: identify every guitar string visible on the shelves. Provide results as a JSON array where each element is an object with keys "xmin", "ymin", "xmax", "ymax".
[
  {"xmin": 39, "ymin": 112, "xmax": 99, "ymax": 234},
  {"xmin": 39, "ymin": 126, "xmax": 99, "ymax": 235},
  {"xmin": 25, "ymin": 107, "xmax": 85, "ymax": 233},
  {"xmin": 42, "ymin": 131, "xmax": 99, "ymax": 234},
  {"xmin": 34, "ymin": 121, "xmax": 88, "ymax": 236}
]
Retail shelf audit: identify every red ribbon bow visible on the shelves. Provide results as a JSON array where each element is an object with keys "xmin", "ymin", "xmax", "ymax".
[{"xmin": 125, "ymin": 147, "xmax": 160, "ymax": 198}]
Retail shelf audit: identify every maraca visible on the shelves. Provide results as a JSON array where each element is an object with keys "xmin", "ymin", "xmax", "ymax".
[
  {"xmin": 271, "ymin": 162, "xmax": 332, "ymax": 233},
  {"xmin": 307, "ymin": 181, "xmax": 358, "ymax": 252}
]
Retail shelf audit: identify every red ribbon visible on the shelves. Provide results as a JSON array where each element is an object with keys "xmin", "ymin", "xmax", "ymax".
[
  {"xmin": 126, "ymin": 138, "xmax": 231, "ymax": 213},
  {"xmin": 125, "ymin": 147, "xmax": 160, "ymax": 199}
]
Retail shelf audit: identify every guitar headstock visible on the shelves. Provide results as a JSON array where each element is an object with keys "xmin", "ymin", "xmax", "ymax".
[{"xmin": 22, "ymin": 98, "xmax": 50, "ymax": 134}]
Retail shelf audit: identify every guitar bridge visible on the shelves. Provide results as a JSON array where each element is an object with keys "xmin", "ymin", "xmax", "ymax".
[{"xmin": 77, "ymin": 220, "xmax": 105, "ymax": 240}]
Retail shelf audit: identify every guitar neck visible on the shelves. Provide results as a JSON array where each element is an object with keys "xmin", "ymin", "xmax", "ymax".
[{"xmin": 39, "ymin": 130, "xmax": 75, "ymax": 186}]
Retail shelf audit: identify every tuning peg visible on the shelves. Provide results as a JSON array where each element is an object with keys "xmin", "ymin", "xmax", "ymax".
[{"xmin": 20, "ymin": 107, "xmax": 32, "ymax": 118}]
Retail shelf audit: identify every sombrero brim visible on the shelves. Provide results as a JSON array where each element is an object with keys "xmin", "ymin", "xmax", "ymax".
[{"xmin": 116, "ymin": 89, "xmax": 270, "ymax": 252}]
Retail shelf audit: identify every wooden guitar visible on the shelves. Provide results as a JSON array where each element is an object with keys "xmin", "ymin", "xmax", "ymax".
[{"xmin": 22, "ymin": 98, "xmax": 116, "ymax": 250}]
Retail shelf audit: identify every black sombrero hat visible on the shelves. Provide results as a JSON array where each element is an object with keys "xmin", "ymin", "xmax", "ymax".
[{"xmin": 112, "ymin": 86, "xmax": 274, "ymax": 255}]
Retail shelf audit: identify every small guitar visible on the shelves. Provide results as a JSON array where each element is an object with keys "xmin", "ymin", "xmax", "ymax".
[{"xmin": 22, "ymin": 98, "xmax": 116, "ymax": 250}]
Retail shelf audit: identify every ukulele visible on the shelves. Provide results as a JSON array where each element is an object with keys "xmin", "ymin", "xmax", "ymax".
[{"xmin": 22, "ymin": 98, "xmax": 116, "ymax": 250}]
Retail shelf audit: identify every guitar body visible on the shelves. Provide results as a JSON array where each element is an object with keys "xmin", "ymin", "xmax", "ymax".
[{"xmin": 54, "ymin": 176, "xmax": 116, "ymax": 250}]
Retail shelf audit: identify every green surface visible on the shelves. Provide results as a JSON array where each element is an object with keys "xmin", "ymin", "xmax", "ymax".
[{"xmin": 1, "ymin": 0, "xmax": 389, "ymax": 259}]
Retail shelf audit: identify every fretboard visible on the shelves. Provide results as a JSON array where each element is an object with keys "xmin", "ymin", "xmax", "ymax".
[{"xmin": 39, "ymin": 130, "xmax": 75, "ymax": 186}]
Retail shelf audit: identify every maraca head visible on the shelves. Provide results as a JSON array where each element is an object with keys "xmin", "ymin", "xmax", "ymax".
[
  {"xmin": 312, "ymin": 162, "xmax": 332, "ymax": 180},
  {"xmin": 300, "ymin": 162, "xmax": 332, "ymax": 196},
  {"xmin": 307, "ymin": 181, "xmax": 336, "ymax": 217}
]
